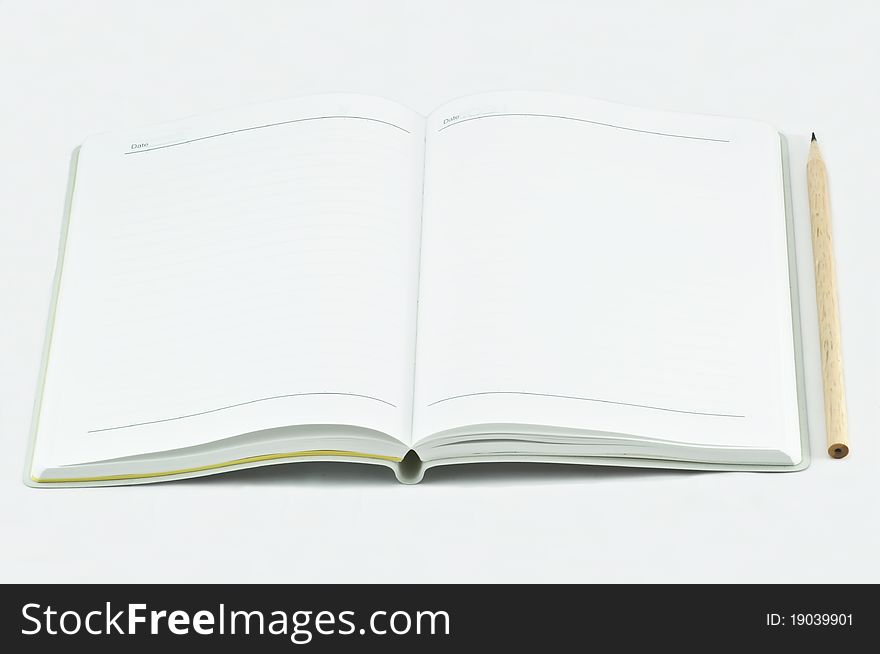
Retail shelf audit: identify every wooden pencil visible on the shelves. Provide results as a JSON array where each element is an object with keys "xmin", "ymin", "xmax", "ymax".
[{"xmin": 807, "ymin": 133, "xmax": 849, "ymax": 458}]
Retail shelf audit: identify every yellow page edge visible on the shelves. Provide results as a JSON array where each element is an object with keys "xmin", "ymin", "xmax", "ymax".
[{"xmin": 31, "ymin": 450, "xmax": 402, "ymax": 483}]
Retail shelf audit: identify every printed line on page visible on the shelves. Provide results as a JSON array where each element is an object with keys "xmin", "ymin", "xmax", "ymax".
[
  {"xmin": 123, "ymin": 115, "xmax": 411, "ymax": 155},
  {"xmin": 88, "ymin": 392, "xmax": 397, "ymax": 434},
  {"xmin": 426, "ymin": 391, "xmax": 745, "ymax": 418},
  {"xmin": 437, "ymin": 112, "xmax": 730, "ymax": 143}
]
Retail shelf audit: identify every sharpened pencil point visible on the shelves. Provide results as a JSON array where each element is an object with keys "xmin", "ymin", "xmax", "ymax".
[{"xmin": 811, "ymin": 132, "xmax": 817, "ymax": 142}]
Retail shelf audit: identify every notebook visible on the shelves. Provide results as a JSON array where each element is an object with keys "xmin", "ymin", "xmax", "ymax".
[{"xmin": 24, "ymin": 91, "xmax": 810, "ymax": 486}]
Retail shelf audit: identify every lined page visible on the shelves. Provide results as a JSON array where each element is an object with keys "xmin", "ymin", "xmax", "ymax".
[
  {"xmin": 412, "ymin": 92, "xmax": 800, "ymax": 458},
  {"xmin": 36, "ymin": 95, "xmax": 424, "ymax": 466}
]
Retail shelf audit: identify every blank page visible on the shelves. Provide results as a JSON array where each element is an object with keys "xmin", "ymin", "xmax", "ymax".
[
  {"xmin": 34, "ymin": 95, "xmax": 424, "ymax": 467},
  {"xmin": 412, "ymin": 92, "xmax": 800, "ymax": 460}
]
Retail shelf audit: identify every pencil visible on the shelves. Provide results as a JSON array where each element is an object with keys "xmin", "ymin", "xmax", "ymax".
[{"xmin": 807, "ymin": 133, "xmax": 849, "ymax": 458}]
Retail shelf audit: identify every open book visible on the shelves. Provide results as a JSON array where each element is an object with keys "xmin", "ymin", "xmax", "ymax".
[{"xmin": 25, "ymin": 92, "xmax": 809, "ymax": 486}]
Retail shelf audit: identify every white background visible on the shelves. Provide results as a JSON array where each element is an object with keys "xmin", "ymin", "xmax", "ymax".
[{"xmin": 1, "ymin": 0, "xmax": 877, "ymax": 582}]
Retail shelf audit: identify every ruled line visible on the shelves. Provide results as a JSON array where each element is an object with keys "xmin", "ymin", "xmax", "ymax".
[
  {"xmin": 123, "ymin": 115, "xmax": 410, "ymax": 155},
  {"xmin": 88, "ymin": 392, "xmax": 397, "ymax": 434},
  {"xmin": 426, "ymin": 391, "xmax": 744, "ymax": 418},
  {"xmin": 437, "ymin": 112, "xmax": 730, "ymax": 142}
]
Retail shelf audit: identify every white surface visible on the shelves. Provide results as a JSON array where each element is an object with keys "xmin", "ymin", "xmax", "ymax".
[{"xmin": 1, "ymin": 0, "xmax": 877, "ymax": 582}]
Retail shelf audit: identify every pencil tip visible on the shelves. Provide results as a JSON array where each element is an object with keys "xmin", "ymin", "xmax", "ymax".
[{"xmin": 811, "ymin": 132, "xmax": 817, "ymax": 142}]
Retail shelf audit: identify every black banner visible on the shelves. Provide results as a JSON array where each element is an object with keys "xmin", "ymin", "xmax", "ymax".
[{"xmin": 0, "ymin": 584, "xmax": 873, "ymax": 650}]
